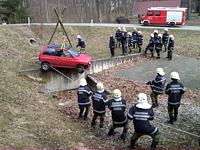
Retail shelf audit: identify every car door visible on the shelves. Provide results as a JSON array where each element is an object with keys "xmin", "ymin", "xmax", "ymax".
[{"xmin": 56, "ymin": 51, "xmax": 77, "ymax": 68}]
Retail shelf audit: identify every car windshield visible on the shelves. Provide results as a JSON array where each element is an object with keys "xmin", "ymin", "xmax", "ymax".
[{"xmin": 67, "ymin": 46, "xmax": 80, "ymax": 57}]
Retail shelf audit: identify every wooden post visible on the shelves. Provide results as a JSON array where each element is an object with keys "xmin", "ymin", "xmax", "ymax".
[
  {"xmin": 48, "ymin": 8, "xmax": 66, "ymax": 44},
  {"xmin": 187, "ymin": 0, "xmax": 191, "ymax": 20},
  {"xmin": 54, "ymin": 8, "xmax": 73, "ymax": 47}
]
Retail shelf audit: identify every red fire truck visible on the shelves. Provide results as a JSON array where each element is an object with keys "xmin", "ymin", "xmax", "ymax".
[{"xmin": 140, "ymin": 7, "xmax": 187, "ymax": 26}]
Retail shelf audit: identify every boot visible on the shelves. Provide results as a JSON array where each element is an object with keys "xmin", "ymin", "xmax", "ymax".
[
  {"xmin": 127, "ymin": 140, "xmax": 136, "ymax": 149},
  {"xmin": 120, "ymin": 133, "xmax": 127, "ymax": 143},
  {"xmin": 168, "ymin": 117, "xmax": 174, "ymax": 124},
  {"xmin": 91, "ymin": 121, "xmax": 96, "ymax": 127},
  {"xmin": 174, "ymin": 116, "xmax": 177, "ymax": 122},
  {"xmin": 99, "ymin": 122, "xmax": 104, "ymax": 128},
  {"xmin": 151, "ymin": 53, "xmax": 154, "ymax": 57},
  {"xmin": 150, "ymin": 141, "xmax": 158, "ymax": 150},
  {"xmin": 138, "ymin": 47, "xmax": 141, "ymax": 53},
  {"xmin": 108, "ymin": 127, "xmax": 114, "ymax": 136}
]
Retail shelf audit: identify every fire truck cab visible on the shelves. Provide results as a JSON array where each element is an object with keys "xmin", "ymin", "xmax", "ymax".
[{"xmin": 141, "ymin": 7, "xmax": 187, "ymax": 26}]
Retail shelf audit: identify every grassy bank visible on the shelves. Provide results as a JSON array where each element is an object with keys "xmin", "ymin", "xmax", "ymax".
[{"xmin": 0, "ymin": 25, "xmax": 199, "ymax": 148}]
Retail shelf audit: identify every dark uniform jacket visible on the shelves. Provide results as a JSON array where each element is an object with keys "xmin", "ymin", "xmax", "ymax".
[
  {"xmin": 92, "ymin": 91, "xmax": 108, "ymax": 114},
  {"xmin": 154, "ymin": 33, "xmax": 158, "ymax": 42},
  {"xmin": 168, "ymin": 39, "xmax": 174, "ymax": 50},
  {"xmin": 76, "ymin": 39, "xmax": 86, "ymax": 49},
  {"xmin": 155, "ymin": 37, "xmax": 163, "ymax": 51},
  {"xmin": 121, "ymin": 32, "xmax": 128, "ymax": 44},
  {"xmin": 109, "ymin": 37, "xmax": 115, "ymax": 49},
  {"xmin": 132, "ymin": 32, "xmax": 138, "ymax": 43},
  {"xmin": 148, "ymin": 37, "xmax": 155, "ymax": 50},
  {"xmin": 165, "ymin": 80, "xmax": 185, "ymax": 105},
  {"xmin": 149, "ymin": 74, "xmax": 166, "ymax": 94},
  {"xmin": 128, "ymin": 35, "xmax": 134, "ymax": 47},
  {"xmin": 162, "ymin": 32, "xmax": 169, "ymax": 45},
  {"xmin": 115, "ymin": 29, "xmax": 122, "ymax": 40},
  {"xmin": 128, "ymin": 105, "xmax": 158, "ymax": 134},
  {"xmin": 107, "ymin": 98, "xmax": 127, "ymax": 125},
  {"xmin": 137, "ymin": 34, "xmax": 143, "ymax": 46},
  {"xmin": 77, "ymin": 85, "xmax": 92, "ymax": 106}
]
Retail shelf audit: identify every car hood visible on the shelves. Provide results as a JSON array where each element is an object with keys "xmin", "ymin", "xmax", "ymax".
[{"xmin": 76, "ymin": 54, "xmax": 92, "ymax": 62}]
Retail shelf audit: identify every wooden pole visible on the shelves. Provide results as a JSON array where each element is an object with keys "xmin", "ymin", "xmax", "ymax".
[
  {"xmin": 48, "ymin": 8, "xmax": 66, "ymax": 44},
  {"xmin": 187, "ymin": 0, "xmax": 191, "ymax": 20},
  {"xmin": 54, "ymin": 8, "xmax": 73, "ymax": 47}
]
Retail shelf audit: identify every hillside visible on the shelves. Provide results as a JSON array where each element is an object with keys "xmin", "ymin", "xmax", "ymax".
[{"xmin": 0, "ymin": 25, "xmax": 199, "ymax": 148}]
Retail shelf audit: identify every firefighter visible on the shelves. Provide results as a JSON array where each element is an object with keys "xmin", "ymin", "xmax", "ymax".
[
  {"xmin": 155, "ymin": 33, "xmax": 163, "ymax": 59},
  {"xmin": 77, "ymin": 78, "xmax": 92, "ymax": 119},
  {"xmin": 76, "ymin": 35, "xmax": 86, "ymax": 53},
  {"xmin": 115, "ymin": 27, "xmax": 122, "ymax": 48},
  {"xmin": 127, "ymin": 32, "xmax": 134, "ymax": 53},
  {"xmin": 132, "ymin": 28, "xmax": 139, "ymax": 49},
  {"xmin": 153, "ymin": 30, "xmax": 159, "ymax": 42},
  {"xmin": 91, "ymin": 82, "xmax": 108, "ymax": 128},
  {"xmin": 162, "ymin": 28, "xmax": 169, "ymax": 52},
  {"xmin": 107, "ymin": 89, "xmax": 128, "ymax": 142},
  {"xmin": 127, "ymin": 93, "xmax": 160, "ymax": 149},
  {"xmin": 144, "ymin": 33, "xmax": 155, "ymax": 57},
  {"xmin": 167, "ymin": 34, "xmax": 175, "ymax": 60},
  {"xmin": 146, "ymin": 68, "xmax": 166, "ymax": 108},
  {"xmin": 137, "ymin": 30, "xmax": 143, "ymax": 53},
  {"xmin": 121, "ymin": 27, "xmax": 128, "ymax": 55},
  {"xmin": 109, "ymin": 34, "xmax": 115, "ymax": 57},
  {"xmin": 165, "ymin": 72, "xmax": 185, "ymax": 124}
]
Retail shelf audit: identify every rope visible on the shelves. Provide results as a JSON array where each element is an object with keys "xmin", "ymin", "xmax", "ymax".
[{"xmin": 51, "ymin": 66, "xmax": 74, "ymax": 82}]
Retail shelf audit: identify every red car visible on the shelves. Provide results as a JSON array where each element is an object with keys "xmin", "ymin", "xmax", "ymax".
[{"xmin": 39, "ymin": 44, "xmax": 92, "ymax": 73}]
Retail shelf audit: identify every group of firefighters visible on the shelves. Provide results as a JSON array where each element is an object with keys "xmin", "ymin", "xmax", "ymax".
[
  {"xmin": 109, "ymin": 27, "xmax": 174, "ymax": 60},
  {"xmin": 77, "ymin": 68, "xmax": 185, "ymax": 149}
]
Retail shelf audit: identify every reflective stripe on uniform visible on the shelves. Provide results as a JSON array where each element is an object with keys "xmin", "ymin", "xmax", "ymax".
[
  {"xmin": 168, "ymin": 101, "xmax": 180, "ymax": 105},
  {"xmin": 128, "ymin": 113, "xmax": 133, "ymax": 119},
  {"xmin": 78, "ymin": 101, "xmax": 91, "ymax": 105},
  {"xmin": 113, "ymin": 118, "xmax": 127, "ymax": 124},
  {"xmin": 78, "ymin": 89, "xmax": 91, "ymax": 94},
  {"xmin": 110, "ymin": 104, "xmax": 126, "ymax": 108},
  {"xmin": 94, "ymin": 109, "xmax": 105, "ymax": 114},
  {"xmin": 151, "ymin": 127, "xmax": 158, "ymax": 135}
]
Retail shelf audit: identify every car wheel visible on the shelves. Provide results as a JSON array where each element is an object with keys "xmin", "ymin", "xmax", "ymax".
[
  {"xmin": 170, "ymin": 22, "xmax": 175, "ymax": 27},
  {"xmin": 76, "ymin": 65, "xmax": 85, "ymax": 73},
  {"xmin": 144, "ymin": 21, "xmax": 149, "ymax": 26},
  {"xmin": 41, "ymin": 62, "xmax": 50, "ymax": 71}
]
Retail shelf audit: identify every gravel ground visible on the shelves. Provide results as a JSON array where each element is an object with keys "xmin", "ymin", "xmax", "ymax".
[{"xmin": 58, "ymin": 56, "xmax": 200, "ymax": 148}]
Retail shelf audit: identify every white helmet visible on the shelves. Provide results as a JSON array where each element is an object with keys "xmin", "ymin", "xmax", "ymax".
[
  {"xmin": 136, "ymin": 93, "xmax": 151, "ymax": 109},
  {"xmin": 156, "ymin": 68, "xmax": 165, "ymax": 76},
  {"xmin": 170, "ymin": 72, "xmax": 180, "ymax": 80},
  {"xmin": 169, "ymin": 34, "xmax": 174, "ymax": 40},
  {"xmin": 150, "ymin": 33, "xmax": 154, "ymax": 37},
  {"xmin": 80, "ymin": 78, "xmax": 87, "ymax": 86},
  {"xmin": 133, "ymin": 27, "xmax": 137, "ymax": 31},
  {"xmin": 164, "ymin": 28, "xmax": 168, "ymax": 32},
  {"xmin": 118, "ymin": 27, "xmax": 121, "ymax": 30},
  {"xmin": 96, "ymin": 82, "xmax": 104, "ymax": 92},
  {"xmin": 128, "ymin": 32, "xmax": 132, "ymax": 36},
  {"xmin": 122, "ymin": 27, "xmax": 126, "ymax": 32},
  {"xmin": 138, "ymin": 31, "xmax": 142, "ymax": 34},
  {"xmin": 113, "ymin": 89, "xmax": 121, "ymax": 99},
  {"xmin": 158, "ymin": 33, "xmax": 162, "ymax": 37},
  {"xmin": 154, "ymin": 30, "xmax": 158, "ymax": 34},
  {"xmin": 77, "ymin": 35, "xmax": 81, "ymax": 39}
]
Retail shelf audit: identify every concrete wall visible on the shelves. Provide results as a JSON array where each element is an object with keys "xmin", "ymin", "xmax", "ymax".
[{"xmin": 90, "ymin": 53, "xmax": 140, "ymax": 74}]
